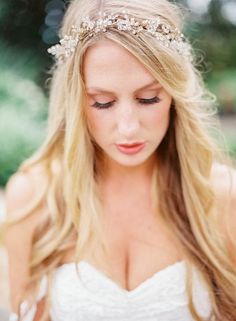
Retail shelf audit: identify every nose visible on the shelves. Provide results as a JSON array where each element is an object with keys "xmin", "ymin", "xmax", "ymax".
[{"xmin": 117, "ymin": 105, "xmax": 140, "ymax": 138}]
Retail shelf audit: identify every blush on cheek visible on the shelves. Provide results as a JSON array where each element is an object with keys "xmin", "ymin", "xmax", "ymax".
[
  {"xmin": 86, "ymin": 111, "xmax": 108, "ymax": 143},
  {"xmin": 150, "ymin": 104, "xmax": 171, "ymax": 126},
  {"xmin": 85, "ymin": 107, "xmax": 101, "ymax": 128},
  {"xmin": 85, "ymin": 113, "xmax": 97, "ymax": 138},
  {"xmin": 149, "ymin": 108, "xmax": 171, "ymax": 142}
]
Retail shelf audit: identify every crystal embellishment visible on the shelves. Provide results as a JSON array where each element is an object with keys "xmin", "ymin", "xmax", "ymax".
[{"xmin": 48, "ymin": 11, "xmax": 191, "ymax": 64}]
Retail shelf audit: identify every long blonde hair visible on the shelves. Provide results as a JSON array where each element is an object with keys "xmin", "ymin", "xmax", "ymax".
[{"xmin": 5, "ymin": 0, "xmax": 236, "ymax": 320}]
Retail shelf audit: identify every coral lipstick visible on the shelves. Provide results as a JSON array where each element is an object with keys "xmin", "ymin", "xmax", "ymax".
[{"xmin": 116, "ymin": 142, "xmax": 145, "ymax": 155}]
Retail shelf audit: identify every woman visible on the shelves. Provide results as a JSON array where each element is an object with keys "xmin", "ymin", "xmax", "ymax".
[{"xmin": 5, "ymin": 0, "xmax": 236, "ymax": 320}]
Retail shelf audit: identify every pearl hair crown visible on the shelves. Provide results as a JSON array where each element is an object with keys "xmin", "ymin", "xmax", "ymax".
[{"xmin": 48, "ymin": 10, "xmax": 191, "ymax": 64}]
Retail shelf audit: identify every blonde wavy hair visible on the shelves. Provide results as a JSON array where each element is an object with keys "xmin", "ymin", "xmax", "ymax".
[{"xmin": 5, "ymin": 0, "xmax": 236, "ymax": 320}]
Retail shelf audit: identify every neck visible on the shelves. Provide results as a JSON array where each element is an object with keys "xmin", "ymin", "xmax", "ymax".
[{"xmin": 97, "ymin": 154, "xmax": 157, "ymax": 191}]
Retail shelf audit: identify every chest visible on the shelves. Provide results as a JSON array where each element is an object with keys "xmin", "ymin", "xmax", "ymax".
[{"xmin": 77, "ymin": 201, "xmax": 184, "ymax": 291}]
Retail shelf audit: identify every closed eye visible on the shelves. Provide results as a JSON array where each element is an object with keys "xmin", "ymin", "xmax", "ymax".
[
  {"xmin": 91, "ymin": 96, "xmax": 161, "ymax": 109},
  {"xmin": 92, "ymin": 100, "xmax": 116, "ymax": 109},
  {"xmin": 138, "ymin": 96, "xmax": 161, "ymax": 105}
]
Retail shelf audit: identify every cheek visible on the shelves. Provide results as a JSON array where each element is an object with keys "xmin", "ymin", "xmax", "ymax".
[
  {"xmin": 146, "ymin": 103, "xmax": 171, "ymax": 132},
  {"xmin": 86, "ymin": 109, "xmax": 113, "ymax": 140}
]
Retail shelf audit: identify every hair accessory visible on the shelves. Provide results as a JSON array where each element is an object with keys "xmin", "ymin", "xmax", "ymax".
[{"xmin": 48, "ymin": 11, "xmax": 191, "ymax": 64}]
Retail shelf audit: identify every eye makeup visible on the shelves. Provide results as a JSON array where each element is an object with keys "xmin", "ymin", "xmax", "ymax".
[{"xmin": 91, "ymin": 96, "xmax": 162, "ymax": 110}]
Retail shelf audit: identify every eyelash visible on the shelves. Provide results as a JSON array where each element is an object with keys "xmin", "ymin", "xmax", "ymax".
[{"xmin": 91, "ymin": 96, "xmax": 161, "ymax": 109}]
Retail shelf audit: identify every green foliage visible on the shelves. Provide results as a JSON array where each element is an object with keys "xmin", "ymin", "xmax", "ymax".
[
  {"xmin": 207, "ymin": 69, "xmax": 236, "ymax": 114},
  {"xmin": 227, "ymin": 135, "xmax": 236, "ymax": 157},
  {"xmin": 0, "ymin": 1, "xmax": 9, "ymax": 20},
  {"xmin": 0, "ymin": 107, "xmax": 46, "ymax": 187},
  {"xmin": 185, "ymin": 0, "xmax": 236, "ymax": 73},
  {"xmin": 0, "ymin": 42, "xmax": 48, "ymax": 187}
]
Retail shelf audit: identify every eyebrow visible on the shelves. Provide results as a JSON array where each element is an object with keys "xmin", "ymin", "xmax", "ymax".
[{"xmin": 86, "ymin": 80, "xmax": 160, "ymax": 94}]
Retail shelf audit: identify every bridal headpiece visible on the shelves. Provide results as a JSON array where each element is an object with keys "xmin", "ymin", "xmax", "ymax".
[{"xmin": 48, "ymin": 11, "xmax": 191, "ymax": 64}]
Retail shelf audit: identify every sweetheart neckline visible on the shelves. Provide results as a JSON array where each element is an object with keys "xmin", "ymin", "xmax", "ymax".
[{"xmin": 56, "ymin": 260, "xmax": 186, "ymax": 295}]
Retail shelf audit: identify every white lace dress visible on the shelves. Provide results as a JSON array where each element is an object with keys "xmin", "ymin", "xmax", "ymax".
[{"xmin": 9, "ymin": 260, "xmax": 212, "ymax": 321}]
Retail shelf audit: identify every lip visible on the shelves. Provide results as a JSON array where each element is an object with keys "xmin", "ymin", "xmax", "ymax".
[
  {"xmin": 118, "ymin": 142, "xmax": 144, "ymax": 147},
  {"xmin": 116, "ymin": 142, "xmax": 146, "ymax": 155}
]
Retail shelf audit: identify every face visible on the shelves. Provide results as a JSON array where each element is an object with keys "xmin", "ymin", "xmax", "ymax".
[{"xmin": 83, "ymin": 39, "xmax": 172, "ymax": 169}]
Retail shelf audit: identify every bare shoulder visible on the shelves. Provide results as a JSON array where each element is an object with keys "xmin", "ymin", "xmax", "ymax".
[
  {"xmin": 5, "ymin": 163, "xmax": 47, "ymax": 224},
  {"xmin": 211, "ymin": 162, "xmax": 236, "ymax": 208},
  {"xmin": 211, "ymin": 162, "xmax": 236, "ymax": 261},
  {"xmin": 5, "ymin": 164, "xmax": 48, "ymax": 311}
]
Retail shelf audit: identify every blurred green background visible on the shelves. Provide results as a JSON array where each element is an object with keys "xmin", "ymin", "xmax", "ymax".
[{"xmin": 0, "ymin": 0, "xmax": 235, "ymax": 187}]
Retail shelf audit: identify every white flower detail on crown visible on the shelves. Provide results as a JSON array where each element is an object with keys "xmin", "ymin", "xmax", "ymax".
[{"xmin": 48, "ymin": 11, "xmax": 191, "ymax": 64}]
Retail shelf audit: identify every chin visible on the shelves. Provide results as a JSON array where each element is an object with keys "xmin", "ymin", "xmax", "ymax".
[{"xmin": 111, "ymin": 152, "xmax": 155, "ymax": 168}]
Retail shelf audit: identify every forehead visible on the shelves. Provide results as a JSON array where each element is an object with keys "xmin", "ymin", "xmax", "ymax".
[{"xmin": 83, "ymin": 39, "xmax": 157, "ymax": 91}]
